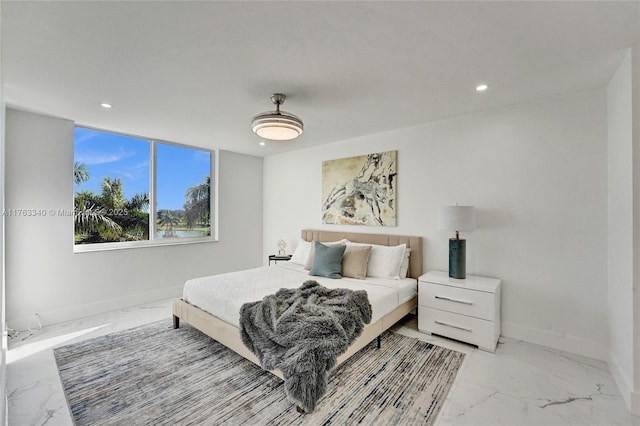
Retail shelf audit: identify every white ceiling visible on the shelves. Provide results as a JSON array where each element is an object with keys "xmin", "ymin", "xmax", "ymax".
[{"xmin": 2, "ymin": 1, "xmax": 639, "ymax": 157}]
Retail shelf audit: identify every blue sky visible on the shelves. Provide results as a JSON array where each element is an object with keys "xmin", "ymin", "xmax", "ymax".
[{"xmin": 74, "ymin": 127, "xmax": 211, "ymax": 211}]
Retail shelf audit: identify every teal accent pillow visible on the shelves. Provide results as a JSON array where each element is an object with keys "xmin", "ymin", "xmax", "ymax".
[{"xmin": 309, "ymin": 241, "xmax": 346, "ymax": 279}]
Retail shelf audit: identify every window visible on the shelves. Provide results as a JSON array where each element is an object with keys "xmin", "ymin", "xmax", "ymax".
[
  {"xmin": 73, "ymin": 127, "xmax": 215, "ymax": 251},
  {"xmin": 156, "ymin": 143, "xmax": 211, "ymax": 239}
]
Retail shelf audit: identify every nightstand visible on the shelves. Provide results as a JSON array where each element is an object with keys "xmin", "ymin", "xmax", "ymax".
[
  {"xmin": 268, "ymin": 254, "xmax": 292, "ymax": 265},
  {"xmin": 418, "ymin": 270, "xmax": 501, "ymax": 352}
]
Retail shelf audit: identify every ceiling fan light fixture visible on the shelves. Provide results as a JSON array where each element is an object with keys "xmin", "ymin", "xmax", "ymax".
[{"xmin": 251, "ymin": 93, "xmax": 303, "ymax": 141}]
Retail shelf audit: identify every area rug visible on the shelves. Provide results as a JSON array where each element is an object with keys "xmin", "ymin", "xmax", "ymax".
[{"xmin": 54, "ymin": 320, "xmax": 465, "ymax": 426}]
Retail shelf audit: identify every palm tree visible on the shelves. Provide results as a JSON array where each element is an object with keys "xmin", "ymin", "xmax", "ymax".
[
  {"xmin": 74, "ymin": 190, "xmax": 122, "ymax": 242},
  {"xmin": 119, "ymin": 191, "xmax": 150, "ymax": 240},
  {"xmin": 158, "ymin": 210, "xmax": 180, "ymax": 237},
  {"xmin": 99, "ymin": 177, "xmax": 126, "ymax": 210},
  {"xmin": 185, "ymin": 176, "xmax": 210, "ymax": 206},
  {"xmin": 74, "ymin": 178, "xmax": 149, "ymax": 244},
  {"xmin": 73, "ymin": 162, "xmax": 90, "ymax": 184},
  {"xmin": 184, "ymin": 176, "xmax": 210, "ymax": 229},
  {"xmin": 126, "ymin": 193, "xmax": 149, "ymax": 212}
]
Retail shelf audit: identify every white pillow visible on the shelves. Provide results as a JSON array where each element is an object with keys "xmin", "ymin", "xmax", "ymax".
[
  {"xmin": 398, "ymin": 248, "xmax": 411, "ymax": 278},
  {"xmin": 346, "ymin": 241, "xmax": 407, "ymax": 279},
  {"xmin": 289, "ymin": 239, "xmax": 311, "ymax": 265}
]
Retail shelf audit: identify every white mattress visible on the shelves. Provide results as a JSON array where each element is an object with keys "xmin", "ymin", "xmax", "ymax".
[{"xmin": 183, "ymin": 262, "xmax": 417, "ymax": 327}]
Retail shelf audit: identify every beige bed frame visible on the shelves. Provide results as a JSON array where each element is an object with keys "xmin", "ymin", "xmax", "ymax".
[{"xmin": 172, "ymin": 229, "xmax": 423, "ymax": 380}]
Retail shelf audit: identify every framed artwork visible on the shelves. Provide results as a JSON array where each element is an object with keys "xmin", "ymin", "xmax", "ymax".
[{"xmin": 322, "ymin": 150, "xmax": 397, "ymax": 226}]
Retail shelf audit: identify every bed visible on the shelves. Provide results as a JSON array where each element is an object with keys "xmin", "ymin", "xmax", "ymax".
[{"xmin": 172, "ymin": 229, "xmax": 423, "ymax": 382}]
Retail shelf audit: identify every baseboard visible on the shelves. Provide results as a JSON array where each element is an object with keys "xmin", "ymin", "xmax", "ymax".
[
  {"xmin": 7, "ymin": 286, "xmax": 183, "ymax": 332},
  {"xmin": 607, "ymin": 352, "xmax": 634, "ymax": 412},
  {"xmin": 609, "ymin": 356, "xmax": 640, "ymax": 416},
  {"xmin": 632, "ymin": 390, "xmax": 640, "ymax": 416},
  {"xmin": 501, "ymin": 321, "xmax": 606, "ymax": 361}
]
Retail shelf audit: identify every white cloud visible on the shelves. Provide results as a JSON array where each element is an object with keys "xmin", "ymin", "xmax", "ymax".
[
  {"xmin": 110, "ymin": 161, "xmax": 149, "ymax": 181},
  {"xmin": 192, "ymin": 150, "xmax": 211, "ymax": 162},
  {"xmin": 75, "ymin": 147, "xmax": 135, "ymax": 165}
]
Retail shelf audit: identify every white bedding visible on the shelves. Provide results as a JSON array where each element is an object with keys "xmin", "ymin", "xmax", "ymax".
[{"xmin": 183, "ymin": 262, "xmax": 417, "ymax": 327}]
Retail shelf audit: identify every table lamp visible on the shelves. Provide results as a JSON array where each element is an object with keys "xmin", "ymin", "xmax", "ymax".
[{"xmin": 437, "ymin": 205, "xmax": 476, "ymax": 279}]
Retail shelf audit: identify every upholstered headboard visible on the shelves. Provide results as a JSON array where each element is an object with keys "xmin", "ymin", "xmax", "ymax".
[{"xmin": 301, "ymin": 229, "xmax": 423, "ymax": 279}]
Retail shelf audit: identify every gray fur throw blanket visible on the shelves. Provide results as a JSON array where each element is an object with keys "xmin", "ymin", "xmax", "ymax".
[{"xmin": 239, "ymin": 280, "xmax": 372, "ymax": 413}]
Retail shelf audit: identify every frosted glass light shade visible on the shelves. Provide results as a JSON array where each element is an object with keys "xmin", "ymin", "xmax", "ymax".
[
  {"xmin": 251, "ymin": 112, "xmax": 303, "ymax": 140},
  {"xmin": 251, "ymin": 94, "xmax": 304, "ymax": 141},
  {"xmin": 437, "ymin": 205, "xmax": 476, "ymax": 232}
]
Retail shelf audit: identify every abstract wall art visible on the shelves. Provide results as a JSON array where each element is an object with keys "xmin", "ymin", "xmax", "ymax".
[{"xmin": 322, "ymin": 150, "xmax": 397, "ymax": 226}]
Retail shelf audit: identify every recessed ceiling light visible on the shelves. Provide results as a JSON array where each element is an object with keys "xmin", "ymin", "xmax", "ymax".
[
  {"xmin": 475, "ymin": 84, "xmax": 489, "ymax": 92},
  {"xmin": 100, "ymin": 103, "xmax": 113, "ymax": 108},
  {"xmin": 259, "ymin": 141, "xmax": 266, "ymax": 146}
]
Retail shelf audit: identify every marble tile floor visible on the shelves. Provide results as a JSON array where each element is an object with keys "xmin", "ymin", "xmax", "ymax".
[
  {"xmin": 7, "ymin": 299, "xmax": 639, "ymax": 426},
  {"xmin": 393, "ymin": 317, "xmax": 640, "ymax": 426}
]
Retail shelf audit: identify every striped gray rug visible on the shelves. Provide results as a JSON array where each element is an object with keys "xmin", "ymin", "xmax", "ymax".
[{"xmin": 54, "ymin": 320, "xmax": 465, "ymax": 425}]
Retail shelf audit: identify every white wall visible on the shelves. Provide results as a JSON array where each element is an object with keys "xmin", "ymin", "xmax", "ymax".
[
  {"xmin": 606, "ymin": 48, "xmax": 637, "ymax": 414},
  {"xmin": 4, "ymin": 108, "xmax": 263, "ymax": 330},
  {"xmin": 0, "ymin": 4, "xmax": 7, "ymax": 422},
  {"xmin": 264, "ymin": 89, "xmax": 608, "ymax": 360},
  {"xmin": 632, "ymin": 40, "xmax": 640, "ymax": 415}
]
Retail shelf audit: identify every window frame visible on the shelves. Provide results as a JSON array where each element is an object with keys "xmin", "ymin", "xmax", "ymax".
[{"xmin": 73, "ymin": 126, "xmax": 218, "ymax": 253}]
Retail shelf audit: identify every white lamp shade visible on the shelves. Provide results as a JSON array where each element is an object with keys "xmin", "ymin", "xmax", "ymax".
[{"xmin": 437, "ymin": 205, "xmax": 476, "ymax": 232}]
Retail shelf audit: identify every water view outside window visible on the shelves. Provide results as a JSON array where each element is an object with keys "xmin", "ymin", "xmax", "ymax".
[
  {"xmin": 156, "ymin": 144, "xmax": 211, "ymax": 239},
  {"xmin": 73, "ymin": 127, "xmax": 212, "ymax": 246}
]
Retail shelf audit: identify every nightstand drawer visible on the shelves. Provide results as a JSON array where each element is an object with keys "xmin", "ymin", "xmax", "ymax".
[
  {"xmin": 418, "ymin": 307, "xmax": 497, "ymax": 352},
  {"xmin": 419, "ymin": 282, "xmax": 496, "ymax": 320}
]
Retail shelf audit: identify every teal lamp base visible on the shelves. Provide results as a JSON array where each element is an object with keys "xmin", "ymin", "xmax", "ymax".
[{"xmin": 449, "ymin": 238, "xmax": 466, "ymax": 279}]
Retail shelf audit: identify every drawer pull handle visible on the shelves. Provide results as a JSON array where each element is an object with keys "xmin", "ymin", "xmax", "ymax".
[
  {"xmin": 435, "ymin": 295, "xmax": 473, "ymax": 305},
  {"xmin": 434, "ymin": 320, "xmax": 472, "ymax": 332}
]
